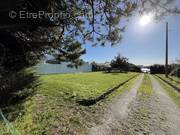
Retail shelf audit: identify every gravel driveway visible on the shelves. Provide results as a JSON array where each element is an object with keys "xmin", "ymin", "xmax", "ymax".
[{"xmin": 88, "ymin": 74, "xmax": 180, "ymax": 135}]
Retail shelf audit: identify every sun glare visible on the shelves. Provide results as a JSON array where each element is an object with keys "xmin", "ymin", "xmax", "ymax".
[{"xmin": 139, "ymin": 13, "xmax": 153, "ymax": 26}]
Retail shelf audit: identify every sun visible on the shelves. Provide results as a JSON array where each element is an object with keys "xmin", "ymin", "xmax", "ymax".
[{"xmin": 139, "ymin": 13, "xmax": 153, "ymax": 26}]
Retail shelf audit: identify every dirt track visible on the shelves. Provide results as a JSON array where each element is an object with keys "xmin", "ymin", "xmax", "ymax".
[
  {"xmin": 88, "ymin": 74, "xmax": 180, "ymax": 135},
  {"xmin": 89, "ymin": 74, "xmax": 144, "ymax": 135}
]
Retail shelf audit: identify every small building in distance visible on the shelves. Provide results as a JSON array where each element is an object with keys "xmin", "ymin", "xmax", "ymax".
[{"xmin": 141, "ymin": 67, "xmax": 151, "ymax": 73}]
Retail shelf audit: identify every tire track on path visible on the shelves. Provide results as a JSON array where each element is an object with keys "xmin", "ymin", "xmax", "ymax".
[
  {"xmin": 89, "ymin": 74, "xmax": 144, "ymax": 135},
  {"xmin": 150, "ymin": 75, "xmax": 180, "ymax": 135}
]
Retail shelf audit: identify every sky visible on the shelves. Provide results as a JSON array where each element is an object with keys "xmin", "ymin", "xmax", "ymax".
[{"xmin": 81, "ymin": 9, "xmax": 180, "ymax": 66}]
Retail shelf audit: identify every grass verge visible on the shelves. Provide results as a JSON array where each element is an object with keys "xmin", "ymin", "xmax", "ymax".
[
  {"xmin": 156, "ymin": 74, "xmax": 180, "ymax": 89},
  {"xmin": 155, "ymin": 75, "xmax": 180, "ymax": 107}
]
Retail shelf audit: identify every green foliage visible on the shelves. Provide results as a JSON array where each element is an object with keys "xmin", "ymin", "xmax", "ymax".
[
  {"xmin": 150, "ymin": 64, "xmax": 166, "ymax": 74},
  {"xmin": 0, "ymin": 0, "xmax": 138, "ymax": 77},
  {"xmin": 0, "ymin": 1, "xmax": 137, "ymax": 100},
  {"xmin": 91, "ymin": 62, "xmax": 110, "ymax": 72},
  {"xmin": 170, "ymin": 63, "xmax": 180, "ymax": 78},
  {"xmin": 177, "ymin": 68, "xmax": 180, "ymax": 78},
  {"xmin": 128, "ymin": 63, "xmax": 141, "ymax": 72},
  {"xmin": 0, "ymin": 69, "xmax": 37, "ymax": 105},
  {"xmin": 110, "ymin": 54, "xmax": 129, "ymax": 71},
  {"xmin": 91, "ymin": 62, "xmax": 98, "ymax": 72}
]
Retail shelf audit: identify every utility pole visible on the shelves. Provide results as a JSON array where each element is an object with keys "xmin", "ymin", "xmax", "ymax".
[{"xmin": 165, "ymin": 22, "xmax": 168, "ymax": 78}]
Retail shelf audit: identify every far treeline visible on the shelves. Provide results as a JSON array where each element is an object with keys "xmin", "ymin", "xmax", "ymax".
[
  {"xmin": 92, "ymin": 54, "xmax": 180, "ymax": 78},
  {"xmin": 92, "ymin": 54, "xmax": 141, "ymax": 73},
  {"xmin": 150, "ymin": 63, "xmax": 180, "ymax": 77}
]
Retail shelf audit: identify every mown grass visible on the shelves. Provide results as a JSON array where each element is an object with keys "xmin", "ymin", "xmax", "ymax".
[
  {"xmin": 37, "ymin": 72, "xmax": 137, "ymax": 100},
  {"xmin": 2, "ymin": 72, "xmax": 138, "ymax": 135},
  {"xmin": 138, "ymin": 74, "xmax": 153, "ymax": 99},
  {"xmin": 106, "ymin": 75, "xmax": 138, "ymax": 102},
  {"xmin": 155, "ymin": 75, "xmax": 180, "ymax": 107}
]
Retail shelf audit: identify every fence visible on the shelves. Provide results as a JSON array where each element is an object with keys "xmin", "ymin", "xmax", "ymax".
[{"xmin": 35, "ymin": 62, "xmax": 92, "ymax": 74}]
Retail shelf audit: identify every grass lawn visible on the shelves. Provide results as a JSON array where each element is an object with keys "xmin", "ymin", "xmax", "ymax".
[
  {"xmin": 155, "ymin": 75, "xmax": 180, "ymax": 107},
  {"xmin": 37, "ymin": 72, "xmax": 137, "ymax": 100},
  {"xmin": 1, "ymin": 72, "xmax": 138, "ymax": 135}
]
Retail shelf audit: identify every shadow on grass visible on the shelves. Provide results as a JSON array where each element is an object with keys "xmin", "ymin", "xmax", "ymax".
[
  {"xmin": 0, "ymin": 70, "xmax": 40, "ymax": 121},
  {"xmin": 78, "ymin": 74, "xmax": 138, "ymax": 106}
]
